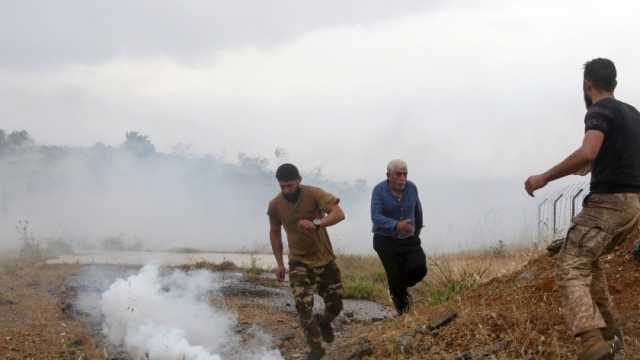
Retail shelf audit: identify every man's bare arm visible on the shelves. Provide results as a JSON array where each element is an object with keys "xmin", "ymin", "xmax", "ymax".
[
  {"xmin": 543, "ymin": 130, "xmax": 604, "ymax": 182},
  {"xmin": 573, "ymin": 164, "xmax": 592, "ymax": 176},
  {"xmin": 269, "ymin": 223, "xmax": 284, "ymax": 268},
  {"xmin": 525, "ymin": 130, "xmax": 604, "ymax": 196},
  {"xmin": 318, "ymin": 204, "xmax": 345, "ymax": 227}
]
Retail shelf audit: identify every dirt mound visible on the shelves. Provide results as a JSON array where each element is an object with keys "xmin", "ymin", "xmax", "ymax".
[{"xmin": 348, "ymin": 236, "xmax": 640, "ymax": 359}]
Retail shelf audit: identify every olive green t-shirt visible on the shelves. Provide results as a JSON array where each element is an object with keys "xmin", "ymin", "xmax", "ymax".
[{"xmin": 268, "ymin": 185, "xmax": 339, "ymax": 267}]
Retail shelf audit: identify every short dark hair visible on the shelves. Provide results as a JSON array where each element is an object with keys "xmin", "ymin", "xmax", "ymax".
[
  {"xmin": 276, "ymin": 163, "xmax": 300, "ymax": 182},
  {"xmin": 583, "ymin": 58, "xmax": 617, "ymax": 92}
]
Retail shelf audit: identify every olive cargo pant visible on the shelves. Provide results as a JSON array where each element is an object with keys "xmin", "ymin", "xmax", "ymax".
[{"xmin": 555, "ymin": 193, "xmax": 640, "ymax": 336}]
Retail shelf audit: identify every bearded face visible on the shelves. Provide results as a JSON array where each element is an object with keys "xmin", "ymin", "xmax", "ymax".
[
  {"xmin": 583, "ymin": 81, "xmax": 593, "ymax": 109},
  {"xmin": 279, "ymin": 179, "xmax": 301, "ymax": 203}
]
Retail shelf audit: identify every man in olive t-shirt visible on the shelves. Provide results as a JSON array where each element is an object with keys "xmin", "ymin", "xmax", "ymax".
[{"xmin": 268, "ymin": 163, "xmax": 346, "ymax": 360}]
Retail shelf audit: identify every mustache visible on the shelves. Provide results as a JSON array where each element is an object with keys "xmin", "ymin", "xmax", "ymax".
[
  {"xmin": 584, "ymin": 92, "xmax": 593, "ymax": 109},
  {"xmin": 283, "ymin": 187, "xmax": 301, "ymax": 202}
]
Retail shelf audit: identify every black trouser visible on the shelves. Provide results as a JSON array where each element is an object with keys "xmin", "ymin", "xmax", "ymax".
[{"xmin": 373, "ymin": 234, "xmax": 427, "ymax": 313}]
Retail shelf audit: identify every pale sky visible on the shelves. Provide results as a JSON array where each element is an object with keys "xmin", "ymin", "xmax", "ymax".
[{"xmin": 2, "ymin": 0, "xmax": 640, "ymax": 251}]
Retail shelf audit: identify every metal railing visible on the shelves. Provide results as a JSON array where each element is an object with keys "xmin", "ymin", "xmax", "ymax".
[{"xmin": 537, "ymin": 182, "xmax": 589, "ymax": 242}]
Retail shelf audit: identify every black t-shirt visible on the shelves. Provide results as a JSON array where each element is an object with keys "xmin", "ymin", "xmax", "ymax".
[{"xmin": 585, "ymin": 97, "xmax": 640, "ymax": 193}]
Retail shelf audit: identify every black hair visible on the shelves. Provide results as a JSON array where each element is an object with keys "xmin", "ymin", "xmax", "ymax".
[
  {"xmin": 584, "ymin": 58, "xmax": 617, "ymax": 92},
  {"xmin": 275, "ymin": 163, "xmax": 300, "ymax": 181}
]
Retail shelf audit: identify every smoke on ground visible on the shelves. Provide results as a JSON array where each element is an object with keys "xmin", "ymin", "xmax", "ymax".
[{"xmin": 100, "ymin": 265, "xmax": 282, "ymax": 360}]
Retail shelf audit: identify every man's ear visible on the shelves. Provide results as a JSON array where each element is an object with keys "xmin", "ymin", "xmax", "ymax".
[{"xmin": 583, "ymin": 79, "xmax": 593, "ymax": 93}]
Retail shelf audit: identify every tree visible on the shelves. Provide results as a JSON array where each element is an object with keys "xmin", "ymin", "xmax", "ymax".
[
  {"xmin": 7, "ymin": 130, "xmax": 34, "ymax": 148},
  {"xmin": 274, "ymin": 147, "xmax": 288, "ymax": 162},
  {"xmin": 101, "ymin": 234, "xmax": 126, "ymax": 251},
  {"xmin": 0, "ymin": 130, "xmax": 33, "ymax": 154},
  {"xmin": 238, "ymin": 153, "xmax": 269, "ymax": 170},
  {"xmin": 123, "ymin": 131, "xmax": 156, "ymax": 157}
]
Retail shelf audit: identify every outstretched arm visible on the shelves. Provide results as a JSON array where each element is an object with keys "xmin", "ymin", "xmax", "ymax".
[{"xmin": 525, "ymin": 130, "xmax": 604, "ymax": 196}]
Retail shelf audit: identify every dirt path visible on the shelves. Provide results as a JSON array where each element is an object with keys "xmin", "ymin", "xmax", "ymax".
[{"xmin": 0, "ymin": 262, "xmax": 103, "ymax": 359}]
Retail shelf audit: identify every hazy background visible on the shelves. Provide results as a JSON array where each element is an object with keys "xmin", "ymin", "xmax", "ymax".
[{"xmin": 2, "ymin": 0, "xmax": 639, "ymax": 254}]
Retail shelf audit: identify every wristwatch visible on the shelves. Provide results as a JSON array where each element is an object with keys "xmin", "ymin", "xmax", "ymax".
[{"xmin": 313, "ymin": 219, "xmax": 322, "ymax": 228}]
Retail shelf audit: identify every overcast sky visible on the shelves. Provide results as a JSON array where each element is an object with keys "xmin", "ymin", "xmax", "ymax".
[{"xmin": 2, "ymin": 0, "xmax": 640, "ymax": 251}]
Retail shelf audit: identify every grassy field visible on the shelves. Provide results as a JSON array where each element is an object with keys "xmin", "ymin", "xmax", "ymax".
[
  {"xmin": 336, "ymin": 246, "xmax": 539, "ymax": 306},
  {"xmin": 3, "ymin": 242, "xmax": 537, "ymax": 307},
  {"xmin": 173, "ymin": 246, "xmax": 540, "ymax": 305},
  {"xmin": 9, "ymin": 242, "xmax": 620, "ymax": 358}
]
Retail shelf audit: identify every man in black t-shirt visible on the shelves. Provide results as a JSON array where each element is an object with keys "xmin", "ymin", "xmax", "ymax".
[{"xmin": 525, "ymin": 58, "xmax": 640, "ymax": 360}]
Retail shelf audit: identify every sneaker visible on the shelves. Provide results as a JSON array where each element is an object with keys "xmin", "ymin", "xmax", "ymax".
[{"xmin": 315, "ymin": 314, "xmax": 335, "ymax": 343}]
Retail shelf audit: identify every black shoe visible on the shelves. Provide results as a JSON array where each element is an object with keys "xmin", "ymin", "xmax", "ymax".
[
  {"xmin": 316, "ymin": 314, "xmax": 335, "ymax": 343},
  {"xmin": 306, "ymin": 347, "xmax": 326, "ymax": 360},
  {"xmin": 393, "ymin": 292, "xmax": 410, "ymax": 315}
]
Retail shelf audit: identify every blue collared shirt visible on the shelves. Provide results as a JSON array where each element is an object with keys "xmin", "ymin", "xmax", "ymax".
[{"xmin": 371, "ymin": 180, "xmax": 422, "ymax": 238}]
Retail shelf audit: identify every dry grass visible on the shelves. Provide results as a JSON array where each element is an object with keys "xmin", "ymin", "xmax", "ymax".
[
  {"xmin": 0, "ymin": 249, "xmax": 18, "ymax": 261},
  {"xmin": 172, "ymin": 246, "xmax": 538, "ymax": 307},
  {"xmin": 165, "ymin": 247, "xmax": 209, "ymax": 254},
  {"xmin": 336, "ymin": 255, "xmax": 389, "ymax": 301},
  {"xmin": 0, "ymin": 253, "xmax": 37, "ymax": 286},
  {"xmin": 336, "ymin": 246, "xmax": 539, "ymax": 305},
  {"xmin": 427, "ymin": 246, "xmax": 539, "ymax": 282},
  {"xmin": 175, "ymin": 260, "xmax": 240, "ymax": 272},
  {"xmin": 417, "ymin": 247, "xmax": 539, "ymax": 305},
  {"xmin": 174, "ymin": 258, "xmax": 282, "ymax": 288},
  {"xmin": 0, "ymin": 261, "xmax": 104, "ymax": 359},
  {"xmin": 343, "ymin": 235, "xmax": 640, "ymax": 358},
  {"xmin": 0, "ymin": 250, "xmax": 29, "ymax": 275}
]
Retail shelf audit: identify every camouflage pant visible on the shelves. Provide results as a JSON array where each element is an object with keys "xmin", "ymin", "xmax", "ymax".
[
  {"xmin": 555, "ymin": 193, "xmax": 640, "ymax": 336},
  {"xmin": 289, "ymin": 260, "xmax": 344, "ymax": 350}
]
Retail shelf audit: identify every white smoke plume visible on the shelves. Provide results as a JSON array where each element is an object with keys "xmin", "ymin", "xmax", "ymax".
[{"xmin": 100, "ymin": 265, "xmax": 283, "ymax": 360}]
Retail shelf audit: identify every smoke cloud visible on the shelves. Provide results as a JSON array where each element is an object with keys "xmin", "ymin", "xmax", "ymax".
[
  {"xmin": 0, "ymin": 131, "xmax": 369, "ymax": 253},
  {"xmin": 101, "ymin": 265, "xmax": 282, "ymax": 360}
]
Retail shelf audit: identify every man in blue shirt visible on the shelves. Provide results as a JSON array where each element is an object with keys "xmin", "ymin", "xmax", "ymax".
[{"xmin": 371, "ymin": 159, "xmax": 427, "ymax": 314}]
